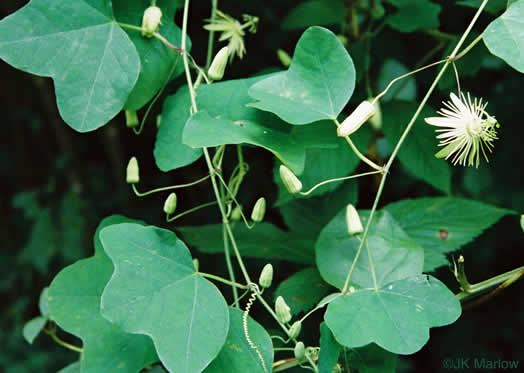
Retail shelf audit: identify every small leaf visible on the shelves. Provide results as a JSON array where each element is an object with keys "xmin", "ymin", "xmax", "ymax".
[
  {"xmin": 347, "ymin": 344, "xmax": 397, "ymax": 373},
  {"xmin": 282, "ymin": 0, "xmax": 345, "ymax": 30},
  {"xmin": 316, "ymin": 209, "xmax": 423, "ymax": 289},
  {"xmin": 384, "ymin": 197, "xmax": 514, "ymax": 271},
  {"xmin": 100, "ymin": 223, "xmax": 229, "ymax": 373},
  {"xmin": 385, "ymin": 0, "xmax": 441, "ymax": 33},
  {"xmin": 248, "ymin": 26, "xmax": 355, "ymax": 124},
  {"xmin": 205, "ymin": 308, "xmax": 273, "ymax": 373},
  {"xmin": 318, "ymin": 322, "xmax": 341, "ymax": 373},
  {"xmin": 0, "ymin": 0, "xmax": 140, "ymax": 132},
  {"xmin": 275, "ymin": 268, "xmax": 332, "ymax": 316},
  {"xmin": 325, "ymin": 275, "xmax": 461, "ymax": 355},
  {"xmin": 23, "ymin": 316, "xmax": 47, "ymax": 344},
  {"xmin": 38, "ymin": 287, "xmax": 49, "ymax": 317},
  {"xmin": 483, "ymin": 0, "xmax": 524, "ymax": 73},
  {"xmin": 382, "ymin": 101, "xmax": 451, "ymax": 193}
]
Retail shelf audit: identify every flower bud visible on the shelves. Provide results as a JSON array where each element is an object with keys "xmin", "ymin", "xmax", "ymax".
[
  {"xmin": 193, "ymin": 258, "xmax": 199, "ymax": 271},
  {"xmin": 294, "ymin": 342, "xmax": 305, "ymax": 360},
  {"xmin": 279, "ymin": 165, "xmax": 302, "ymax": 194},
  {"xmin": 125, "ymin": 110, "xmax": 139, "ymax": 128},
  {"xmin": 230, "ymin": 205, "xmax": 242, "ymax": 221},
  {"xmin": 288, "ymin": 321, "xmax": 302, "ymax": 339},
  {"xmin": 520, "ymin": 214, "xmax": 524, "ymax": 232},
  {"xmin": 346, "ymin": 204, "xmax": 363, "ymax": 235},
  {"xmin": 163, "ymin": 193, "xmax": 177, "ymax": 215},
  {"xmin": 156, "ymin": 115, "xmax": 162, "ymax": 128},
  {"xmin": 337, "ymin": 101, "xmax": 376, "ymax": 137},
  {"xmin": 126, "ymin": 157, "xmax": 140, "ymax": 184},
  {"xmin": 368, "ymin": 98, "xmax": 382, "ymax": 130},
  {"xmin": 258, "ymin": 263, "xmax": 273, "ymax": 288},
  {"xmin": 141, "ymin": 6, "xmax": 163, "ymax": 38},
  {"xmin": 208, "ymin": 46, "xmax": 229, "ymax": 81},
  {"xmin": 275, "ymin": 296, "xmax": 291, "ymax": 324},
  {"xmin": 277, "ymin": 49, "xmax": 292, "ymax": 68},
  {"xmin": 251, "ymin": 197, "xmax": 266, "ymax": 223}
]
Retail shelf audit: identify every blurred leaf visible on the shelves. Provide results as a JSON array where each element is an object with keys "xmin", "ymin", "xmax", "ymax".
[
  {"xmin": 59, "ymin": 190, "xmax": 87, "ymax": 263},
  {"xmin": 0, "ymin": 0, "xmax": 140, "ymax": 132},
  {"xmin": 458, "ymin": 0, "xmax": 515, "ymax": 14},
  {"xmin": 282, "ymin": 0, "xmax": 345, "ymax": 30},
  {"xmin": 347, "ymin": 343, "xmax": 397, "ymax": 373},
  {"xmin": 178, "ymin": 223, "xmax": 315, "ymax": 264},
  {"xmin": 377, "ymin": 59, "xmax": 417, "ymax": 101},
  {"xmin": 204, "ymin": 308, "xmax": 273, "ymax": 373},
  {"xmin": 325, "ymin": 275, "xmax": 461, "ymax": 354},
  {"xmin": 318, "ymin": 322, "xmax": 341, "ymax": 373},
  {"xmin": 384, "ymin": 197, "xmax": 515, "ymax": 271},
  {"xmin": 100, "ymin": 223, "xmax": 229, "ymax": 373},
  {"xmin": 316, "ymin": 209, "xmax": 423, "ymax": 289},
  {"xmin": 483, "ymin": 0, "xmax": 524, "ymax": 73},
  {"xmin": 57, "ymin": 362, "xmax": 81, "ymax": 373},
  {"xmin": 385, "ymin": 0, "xmax": 441, "ymax": 32},
  {"xmin": 38, "ymin": 287, "xmax": 49, "ymax": 317},
  {"xmin": 22, "ymin": 316, "xmax": 47, "ymax": 344},
  {"xmin": 249, "ymin": 27, "xmax": 355, "ymax": 124},
  {"xmin": 274, "ymin": 268, "xmax": 332, "ymax": 316},
  {"xmin": 382, "ymin": 101, "xmax": 451, "ymax": 193}
]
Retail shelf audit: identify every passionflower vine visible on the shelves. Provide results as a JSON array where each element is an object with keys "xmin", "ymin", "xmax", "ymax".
[{"xmin": 425, "ymin": 92, "xmax": 499, "ymax": 167}]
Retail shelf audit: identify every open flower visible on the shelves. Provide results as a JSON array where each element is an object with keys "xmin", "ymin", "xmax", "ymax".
[{"xmin": 425, "ymin": 92, "xmax": 499, "ymax": 167}]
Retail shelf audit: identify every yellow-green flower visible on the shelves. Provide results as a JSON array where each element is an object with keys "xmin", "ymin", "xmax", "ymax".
[{"xmin": 425, "ymin": 92, "xmax": 499, "ymax": 167}]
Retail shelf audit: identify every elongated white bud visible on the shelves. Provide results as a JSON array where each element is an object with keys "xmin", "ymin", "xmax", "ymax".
[
  {"xmin": 251, "ymin": 197, "xmax": 266, "ymax": 223},
  {"xmin": 258, "ymin": 264, "xmax": 273, "ymax": 288},
  {"xmin": 275, "ymin": 296, "xmax": 291, "ymax": 323},
  {"xmin": 141, "ymin": 6, "xmax": 162, "ymax": 38},
  {"xmin": 294, "ymin": 342, "xmax": 305, "ymax": 360},
  {"xmin": 126, "ymin": 157, "xmax": 140, "ymax": 184},
  {"xmin": 208, "ymin": 46, "xmax": 229, "ymax": 81},
  {"xmin": 277, "ymin": 49, "xmax": 292, "ymax": 67},
  {"xmin": 368, "ymin": 98, "xmax": 382, "ymax": 130},
  {"xmin": 337, "ymin": 101, "xmax": 376, "ymax": 137},
  {"xmin": 288, "ymin": 321, "xmax": 302, "ymax": 339},
  {"xmin": 345, "ymin": 204, "xmax": 363, "ymax": 235},
  {"xmin": 279, "ymin": 165, "xmax": 302, "ymax": 194},
  {"xmin": 163, "ymin": 193, "xmax": 177, "ymax": 215}
]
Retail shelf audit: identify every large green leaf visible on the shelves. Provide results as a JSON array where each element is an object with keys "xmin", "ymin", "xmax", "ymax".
[
  {"xmin": 248, "ymin": 26, "xmax": 355, "ymax": 124},
  {"xmin": 318, "ymin": 323, "xmax": 341, "ymax": 373},
  {"xmin": 325, "ymin": 275, "xmax": 461, "ymax": 354},
  {"xmin": 205, "ymin": 308, "xmax": 273, "ymax": 373},
  {"xmin": 47, "ymin": 216, "xmax": 158, "ymax": 373},
  {"xmin": 483, "ymin": 0, "xmax": 524, "ymax": 73},
  {"xmin": 385, "ymin": 0, "xmax": 441, "ymax": 33},
  {"xmin": 100, "ymin": 223, "xmax": 229, "ymax": 373},
  {"xmin": 384, "ymin": 197, "xmax": 514, "ymax": 271},
  {"xmin": 177, "ymin": 223, "xmax": 315, "ymax": 265},
  {"xmin": 114, "ymin": 0, "xmax": 188, "ymax": 110},
  {"xmin": 347, "ymin": 344, "xmax": 397, "ymax": 373},
  {"xmin": 0, "ymin": 0, "xmax": 140, "ymax": 132},
  {"xmin": 274, "ymin": 268, "xmax": 332, "ymax": 316},
  {"xmin": 382, "ymin": 101, "xmax": 451, "ymax": 194},
  {"xmin": 316, "ymin": 209, "xmax": 423, "ymax": 289},
  {"xmin": 282, "ymin": 0, "xmax": 345, "ymax": 30}
]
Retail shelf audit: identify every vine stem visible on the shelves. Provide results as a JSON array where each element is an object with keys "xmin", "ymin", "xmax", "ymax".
[
  {"xmin": 181, "ymin": 0, "xmax": 252, "ymax": 285},
  {"xmin": 205, "ymin": 0, "xmax": 218, "ymax": 68},
  {"xmin": 199, "ymin": 272, "xmax": 249, "ymax": 289},
  {"xmin": 341, "ymin": 0, "xmax": 490, "ymax": 294},
  {"xmin": 132, "ymin": 174, "xmax": 210, "ymax": 197}
]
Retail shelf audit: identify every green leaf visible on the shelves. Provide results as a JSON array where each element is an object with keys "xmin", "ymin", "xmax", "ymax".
[
  {"xmin": 38, "ymin": 287, "xmax": 49, "ymax": 317},
  {"xmin": 384, "ymin": 197, "xmax": 514, "ymax": 271},
  {"xmin": 385, "ymin": 0, "xmax": 441, "ymax": 33},
  {"xmin": 23, "ymin": 316, "xmax": 47, "ymax": 344},
  {"xmin": 318, "ymin": 323, "xmax": 342, "ymax": 373},
  {"xmin": 274, "ymin": 268, "xmax": 332, "ymax": 316},
  {"xmin": 382, "ymin": 101, "xmax": 451, "ymax": 194},
  {"xmin": 0, "ymin": 0, "xmax": 140, "ymax": 132},
  {"xmin": 205, "ymin": 308, "xmax": 273, "ymax": 373},
  {"xmin": 377, "ymin": 59, "xmax": 416, "ymax": 101},
  {"xmin": 483, "ymin": 0, "xmax": 524, "ymax": 73},
  {"xmin": 47, "ymin": 217, "xmax": 158, "ymax": 373},
  {"xmin": 325, "ymin": 275, "xmax": 461, "ymax": 354},
  {"xmin": 113, "ymin": 0, "xmax": 189, "ymax": 110},
  {"xmin": 57, "ymin": 362, "xmax": 81, "ymax": 373},
  {"xmin": 178, "ymin": 223, "xmax": 316, "ymax": 265},
  {"xmin": 248, "ymin": 26, "xmax": 355, "ymax": 124},
  {"xmin": 458, "ymin": 0, "xmax": 516, "ymax": 14},
  {"xmin": 316, "ymin": 209, "xmax": 423, "ymax": 289},
  {"xmin": 282, "ymin": 0, "xmax": 345, "ymax": 30},
  {"xmin": 100, "ymin": 223, "xmax": 229, "ymax": 373},
  {"xmin": 347, "ymin": 344, "xmax": 397, "ymax": 373}
]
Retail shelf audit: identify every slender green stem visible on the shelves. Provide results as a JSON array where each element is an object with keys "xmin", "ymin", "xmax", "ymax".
[
  {"xmin": 205, "ymin": 0, "xmax": 219, "ymax": 68},
  {"xmin": 341, "ymin": 0, "xmax": 490, "ymax": 294},
  {"xmin": 166, "ymin": 201, "xmax": 217, "ymax": 222},
  {"xmin": 299, "ymin": 170, "xmax": 381, "ymax": 196},
  {"xmin": 199, "ymin": 272, "xmax": 249, "ymax": 289},
  {"xmin": 44, "ymin": 328, "xmax": 83, "ymax": 353},
  {"xmin": 213, "ymin": 171, "xmax": 255, "ymax": 229},
  {"xmin": 274, "ymin": 347, "xmax": 295, "ymax": 352},
  {"xmin": 131, "ymin": 174, "xmax": 210, "ymax": 197},
  {"xmin": 223, "ymin": 223, "xmax": 240, "ymax": 307},
  {"xmin": 450, "ymin": 33, "xmax": 483, "ymax": 61}
]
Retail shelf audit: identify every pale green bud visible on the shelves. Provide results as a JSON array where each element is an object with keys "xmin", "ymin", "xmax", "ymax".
[
  {"xmin": 279, "ymin": 165, "xmax": 302, "ymax": 194},
  {"xmin": 275, "ymin": 296, "xmax": 291, "ymax": 323},
  {"xmin": 368, "ymin": 98, "xmax": 382, "ymax": 130},
  {"xmin": 251, "ymin": 197, "xmax": 266, "ymax": 223},
  {"xmin": 337, "ymin": 101, "xmax": 376, "ymax": 137},
  {"xmin": 258, "ymin": 263, "xmax": 273, "ymax": 288},
  {"xmin": 126, "ymin": 157, "xmax": 140, "ymax": 184},
  {"xmin": 294, "ymin": 342, "xmax": 305, "ymax": 360},
  {"xmin": 163, "ymin": 193, "xmax": 177, "ymax": 215},
  {"xmin": 156, "ymin": 114, "xmax": 162, "ymax": 128},
  {"xmin": 141, "ymin": 6, "xmax": 162, "ymax": 38},
  {"xmin": 208, "ymin": 46, "xmax": 229, "ymax": 81},
  {"xmin": 231, "ymin": 205, "xmax": 242, "ymax": 221},
  {"xmin": 520, "ymin": 214, "xmax": 524, "ymax": 232},
  {"xmin": 125, "ymin": 110, "xmax": 139, "ymax": 128},
  {"xmin": 345, "ymin": 204, "xmax": 363, "ymax": 235},
  {"xmin": 193, "ymin": 258, "xmax": 199, "ymax": 272},
  {"xmin": 277, "ymin": 49, "xmax": 292, "ymax": 68},
  {"xmin": 288, "ymin": 321, "xmax": 302, "ymax": 339}
]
